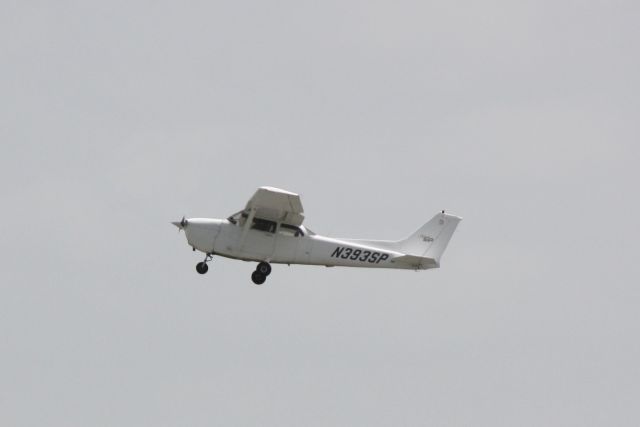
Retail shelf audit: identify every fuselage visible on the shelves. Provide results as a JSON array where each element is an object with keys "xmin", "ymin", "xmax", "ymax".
[{"xmin": 183, "ymin": 218, "xmax": 414, "ymax": 269}]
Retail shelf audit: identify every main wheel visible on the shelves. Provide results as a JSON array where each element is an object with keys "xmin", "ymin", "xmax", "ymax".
[
  {"xmin": 256, "ymin": 262, "xmax": 271, "ymax": 276},
  {"xmin": 196, "ymin": 262, "xmax": 209, "ymax": 274},
  {"xmin": 251, "ymin": 271, "xmax": 266, "ymax": 285}
]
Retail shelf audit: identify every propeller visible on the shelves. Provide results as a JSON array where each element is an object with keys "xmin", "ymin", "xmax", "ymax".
[{"xmin": 171, "ymin": 216, "xmax": 188, "ymax": 231}]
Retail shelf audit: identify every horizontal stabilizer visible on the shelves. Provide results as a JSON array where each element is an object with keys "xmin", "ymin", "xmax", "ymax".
[{"xmin": 392, "ymin": 255, "xmax": 438, "ymax": 270}]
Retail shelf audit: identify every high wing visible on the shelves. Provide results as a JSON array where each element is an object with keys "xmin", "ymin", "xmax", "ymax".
[{"xmin": 243, "ymin": 186, "xmax": 305, "ymax": 226}]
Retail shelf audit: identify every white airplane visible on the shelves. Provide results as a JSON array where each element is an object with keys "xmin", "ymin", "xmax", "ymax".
[{"xmin": 172, "ymin": 187, "xmax": 462, "ymax": 285}]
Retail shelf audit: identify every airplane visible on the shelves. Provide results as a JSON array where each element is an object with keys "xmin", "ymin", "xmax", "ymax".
[{"xmin": 172, "ymin": 186, "xmax": 462, "ymax": 285}]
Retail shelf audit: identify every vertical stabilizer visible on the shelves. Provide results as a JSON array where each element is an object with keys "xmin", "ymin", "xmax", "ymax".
[{"xmin": 397, "ymin": 212, "xmax": 462, "ymax": 265}]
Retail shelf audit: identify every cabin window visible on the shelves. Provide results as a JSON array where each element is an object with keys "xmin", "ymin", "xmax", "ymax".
[
  {"xmin": 279, "ymin": 223, "xmax": 304, "ymax": 237},
  {"xmin": 251, "ymin": 217, "xmax": 276, "ymax": 233}
]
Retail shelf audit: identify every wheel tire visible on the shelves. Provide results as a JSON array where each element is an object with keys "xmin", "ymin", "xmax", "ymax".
[
  {"xmin": 251, "ymin": 271, "xmax": 266, "ymax": 285},
  {"xmin": 196, "ymin": 262, "xmax": 209, "ymax": 274},
  {"xmin": 256, "ymin": 262, "xmax": 271, "ymax": 276}
]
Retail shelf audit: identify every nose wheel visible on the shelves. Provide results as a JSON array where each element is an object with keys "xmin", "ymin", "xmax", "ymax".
[
  {"xmin": 252, "ymin": 262, "xmax": 271, "ymax": 285},
  {"xmin": 196, "ymin": 253, "xmax": 213, "ymax": 274}
]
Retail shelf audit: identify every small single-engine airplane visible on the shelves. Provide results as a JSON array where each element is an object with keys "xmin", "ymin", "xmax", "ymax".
[{"xmin": 172, "ymin": 187, "xmax": 461, "ymax": 284}]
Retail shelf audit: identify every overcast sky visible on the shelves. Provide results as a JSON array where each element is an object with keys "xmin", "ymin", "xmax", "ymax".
[{"xmin": 2, "ymin": 0, "xmax": 639, "ymax": 426}]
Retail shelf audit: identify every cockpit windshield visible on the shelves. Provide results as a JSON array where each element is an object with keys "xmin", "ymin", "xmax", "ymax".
[{"xmin": 227, "ymin": 211, "xmax": 245, "ymax": 225}]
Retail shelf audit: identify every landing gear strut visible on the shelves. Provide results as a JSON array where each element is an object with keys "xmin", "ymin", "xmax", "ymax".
[
  {"xmin": 252, "ymin": 262, "xmax": 272, "ymax": 285},
  {"xmin": 196, "ymin": 253, "xmax": 213, "ymax": 274}
]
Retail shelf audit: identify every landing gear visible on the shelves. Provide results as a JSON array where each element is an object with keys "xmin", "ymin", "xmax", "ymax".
[
  {"xmin": 196, "ymin": 253, "xmax": 213, "ymax": 274},
  {"xmin": 251, "ymin": 271, "xmax": 266, "ymax": 285},
  {"xmin": 196, "ymin": 262, "xmax": 208, "ymax": 274},
  {"xmin": 251, "ymin": 262, "xmax": 271, "ymax": 285},
  {"xmin": 256, "ymin": 262, "xmax": 272, "ymax": 276}
]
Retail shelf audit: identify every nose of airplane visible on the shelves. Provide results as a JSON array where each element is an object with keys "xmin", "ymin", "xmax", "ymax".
[{"xmin": 171, "ymin": 216, "xmax": 188, "ymax": 230}]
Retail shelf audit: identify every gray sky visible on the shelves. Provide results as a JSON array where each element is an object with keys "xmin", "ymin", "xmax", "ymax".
[{"xmin": 2, "ymin": 0, "xmax": 639, "ymax": 425}]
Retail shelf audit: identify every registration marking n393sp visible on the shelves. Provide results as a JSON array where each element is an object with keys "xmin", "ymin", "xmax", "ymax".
[{"xmin": 330, "ymin": 247, "xmax": 389, "ymax": 263}]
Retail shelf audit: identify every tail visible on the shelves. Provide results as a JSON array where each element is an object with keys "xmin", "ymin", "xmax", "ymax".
[{"xmin": 397, "ymin": 211, "xmax": 462, "ymax": 266}]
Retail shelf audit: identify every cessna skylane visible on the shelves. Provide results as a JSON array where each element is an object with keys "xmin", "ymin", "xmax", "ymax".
[{"xmin": 172, "ymin": 187, "xmax": 461, "ymax": 284}]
